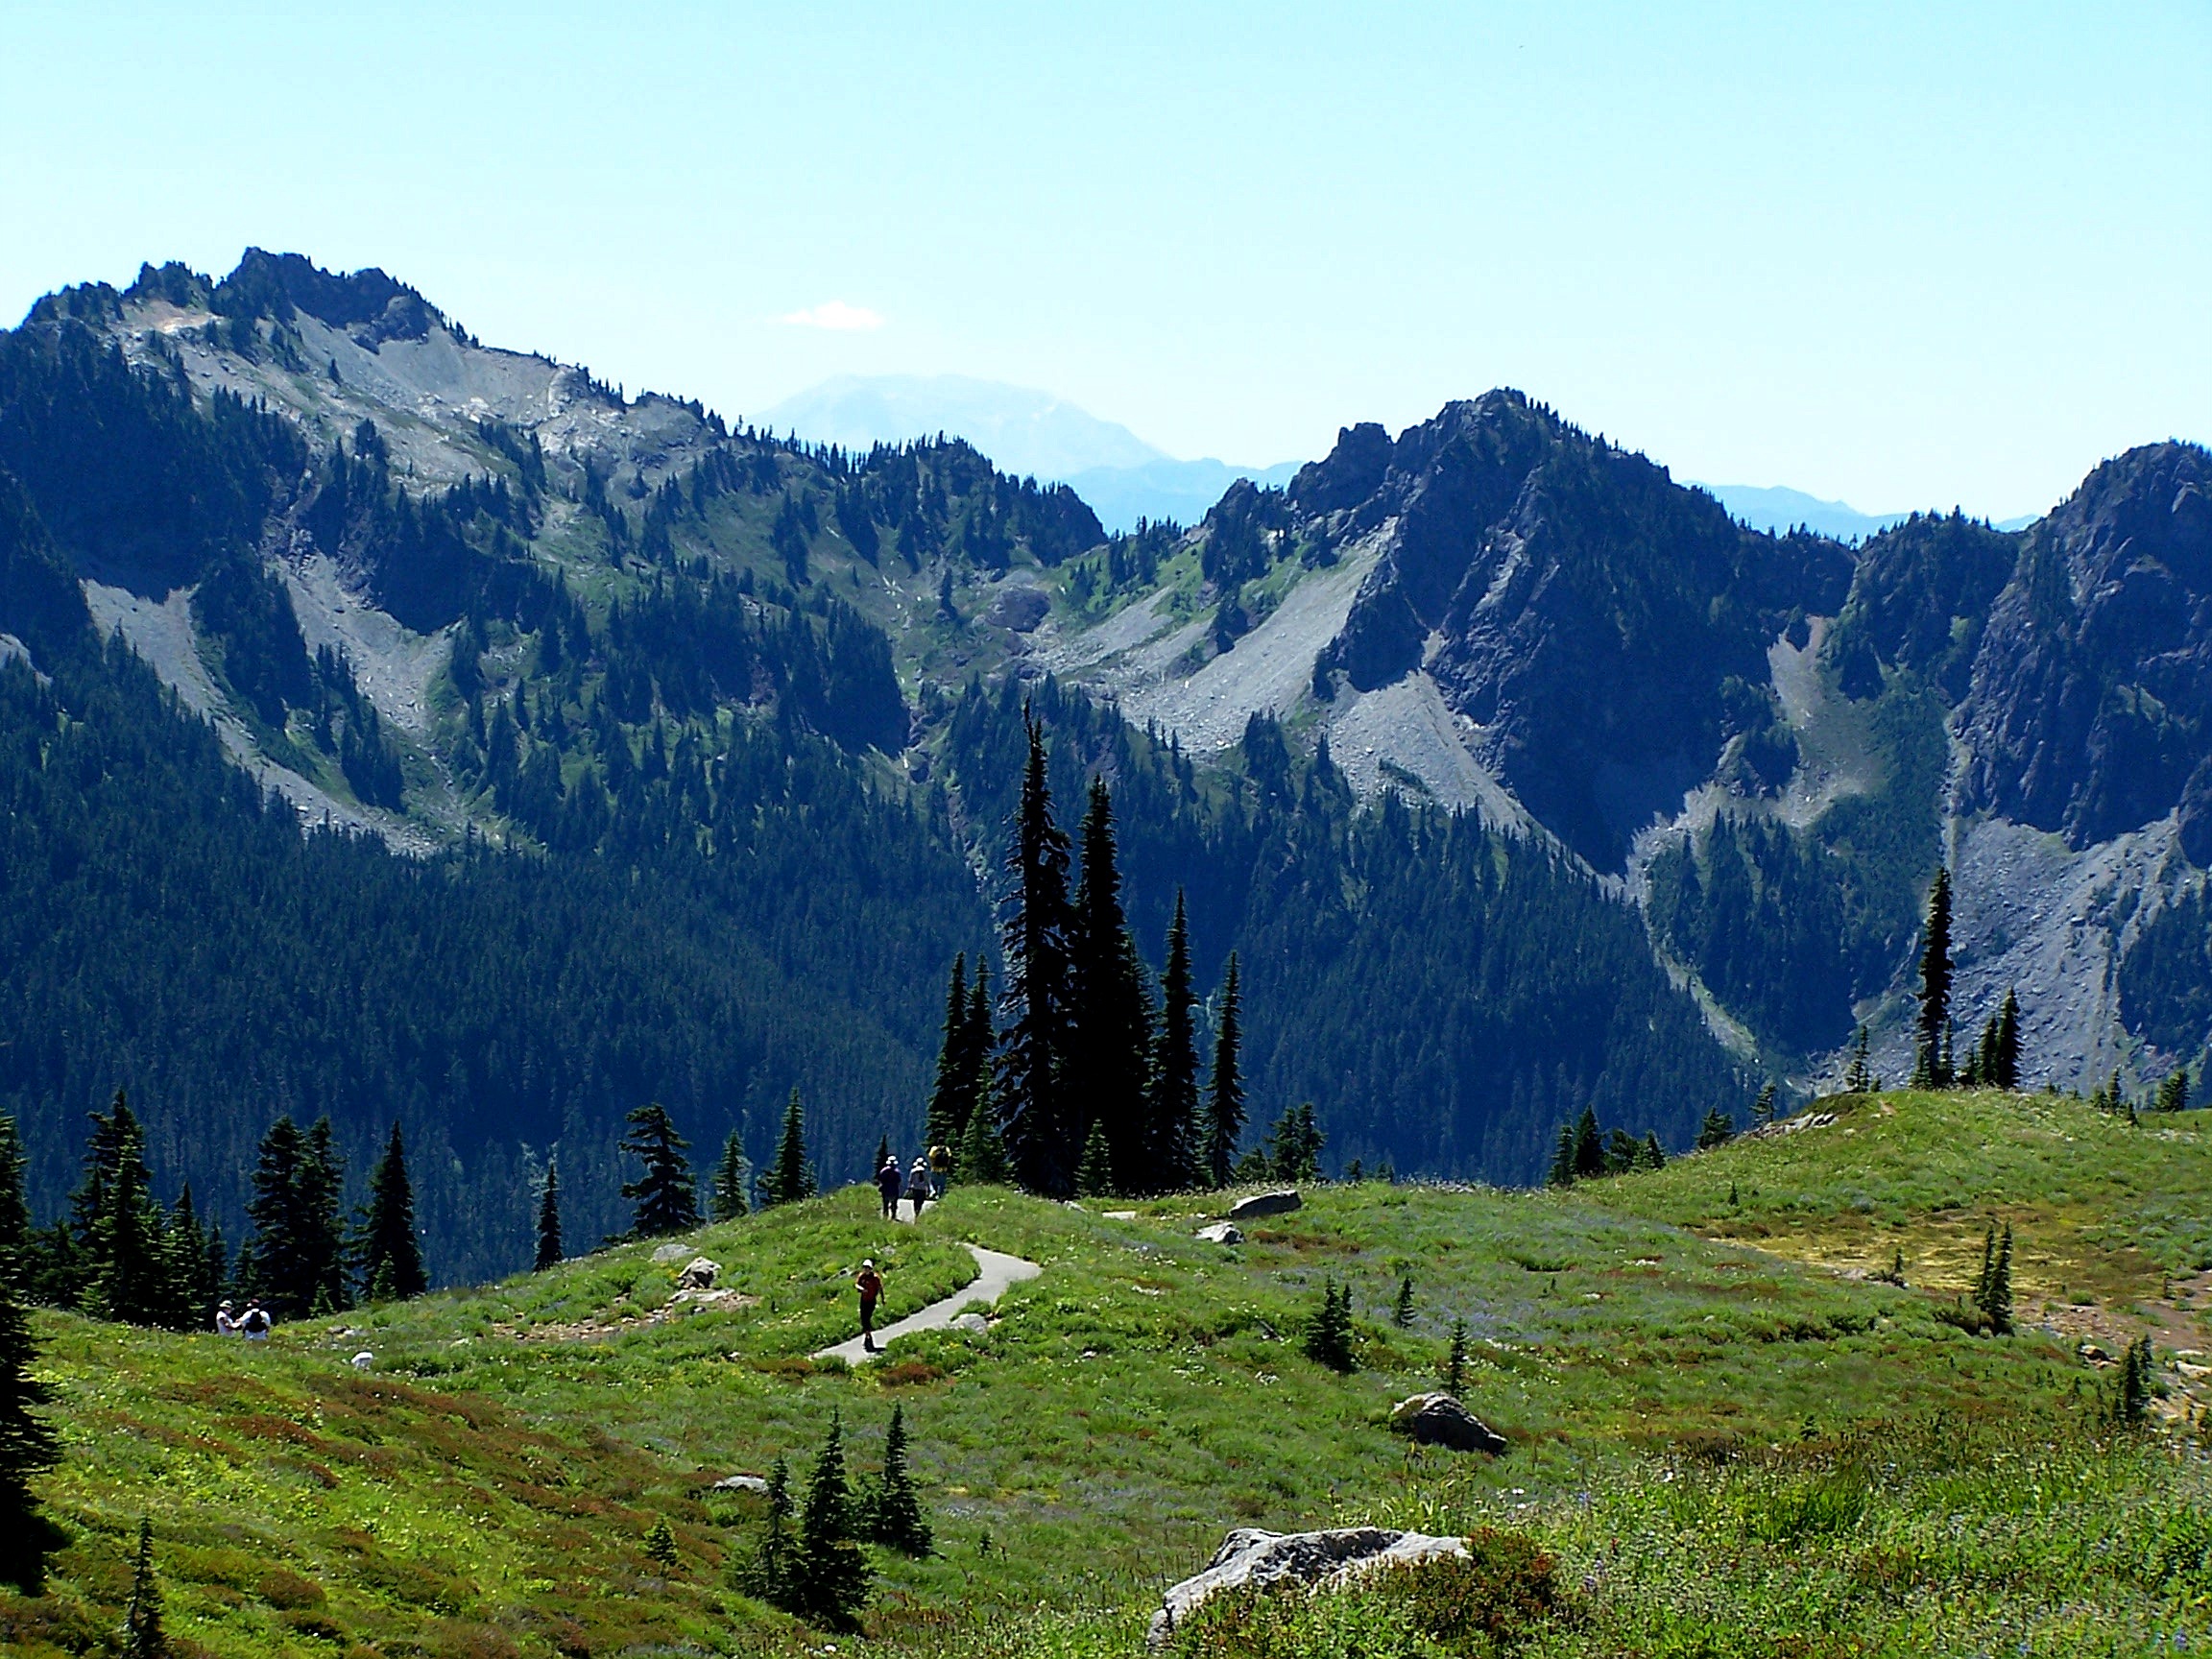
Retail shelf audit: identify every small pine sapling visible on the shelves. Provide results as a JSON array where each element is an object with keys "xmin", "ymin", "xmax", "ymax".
[
  {"xmin": 1303, "ymin": 1278, "xmax": 1355, "ymax": 1373},
  {"xmin": 1443, "ymin": 1316, "xmax": 1470, "ymax": 1397},
  {"xmin": 123, "ymin": 1517, "xmax": 164, "ymax": 1659},
  {"xmin": 1393, "ymin": 1273, "xmax": 1415, "ymax": 1328},
  {"xmin": 645, "ymin": 1517, "xmax": 679, "ymax": 1572}
]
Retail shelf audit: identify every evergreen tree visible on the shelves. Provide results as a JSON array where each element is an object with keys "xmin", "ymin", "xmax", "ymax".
[
  {"xmin": 159, "ymin": 1186, "xmax": 213, "ymax": 1331},
  {"xmin": 620, "ymin": 1102, "xmax": 701, "ymax": 1237},
  {"xmin": 123, "ymin": 1516, "xmax": 165, "ymax": 1659},
  {"xmin": 1393, "ymin": 1274, "xmax": 1415, "ymax": 1328},
  {"xmin": 1844, "ymin": 1024, "xmax": 1876, "ymax": 1093},
  {"xmin": 301, "ymin": 1117, "xmax": 350, "ymax": 1314},
  {"xmin": 788, "ymin": 1411, "xmax": 871, "ymax": 1629},
  {"xmin": 1971, "ymin": 1219, "xmax": 2014, "ymax": 1334},
  {"xmin": 710, "ymin": 1131, "xmax": 752, "ymax": 1223},
  {"xmin": 90, "ymin": 1105, "xmax": 166, "ymax": 1326},
  {"xmin": 2116, "ymin": 1336, "xmax": 2155, "ymax": 1427},
  {"xmin": 1303, "ymin": 1278, "xmax": 1355, "ymax": 1372},
  {"xmin": 1572, "ymin": 1106, "xmax": 1605, "ymax": 1177},
  {"xmin": 70, "ymin": 1089, "xmax": 138, "ymax": 1274},
  {"xmin": 1636, "ymin": 1132, "xmax": 1667, "ymax": 1171},
  {"xmin": 1912, "ymin": 868, "xmax": 1955, "ymax": 1088},
  {"xmin": 1751, "ymin": 1083, "xmax": 1777, "ymax": 1129},
  {"xmin": 1075, "ymin": 1118, "xmax": 1116, "ymax": 1198},
  {"xmin": 957, "ymin": 1061, "xmax": 1010, "ymax": 1185},
  {"xmin": 1993, "ymin": 989, "xmax": 2022, "ymax": 1089},
  {"xmin": 923, "ymin": 953, "xmax": 974, "ymax": 1149},
  {"xmin": 998, "ymin": 710, "xmax": 1077, "ymax": 1196},
  {"xmin": 861, "ymin": 1402, "xmax": 931, "ymax": 1554},
  {"xmin": 1145, "ymin": 891, "xmax": 1201, "ymax": 1191},
  {"xmin": 0, "ymin": 1115, "xmax": 29, "ymax": 1292},
  {"xmin": 1068, "ymin": 778, "xmax": 1156, "ymax": 1190},
  {"xmin": 357, "ymin": 1121, "xmax": 426, "ymax": 1303},
  {"xmin": 760, "ymin": 1091, "xmax": 816, "ymax": 1208},
  {"xmin": 1696, "ymin": 1107, "xmax": 1736, "ymax": 1150},
  {"xmin": 534, "ymin": 1160, "xmax": 564, "ymax": 1271},
  {"xmin": 1547, "ymin": 1121, "xmax": 1578, "ymax": 1188},
  {"xmin": 1443, "ymin": 1316, "xmax": 1470, "ymax": 1396},
  {"xmin": 2156, "ymin": 1068, "xmax": 2192, "ymax": 1116},
  {"xmin": 1265, "ymin": 1103, "xmax": 1324, "ymax": 1183},
  {"xmin": 644, "ymin": 1517, "xmax": 679, "ymax": 1572},
  {"xmin": 742, "ymin": 1454, "xmax": 795, "ymax": 1602},
  {"xmin": 1200, "ymin": 953, "xmax": 1245, "ymax": 1189},
  {"xmin": 0, "ymin": 1279, "xmax": 62, "ymax": 1592}
]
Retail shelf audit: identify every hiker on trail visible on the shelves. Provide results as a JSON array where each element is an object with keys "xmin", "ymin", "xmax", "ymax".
[
  {"xmin": 856, "ymin": 1258, "xmax": 884, "ymax": 1353},
  {"xmin": 929, "ymin": 1142, "xmax": 952, "ymax": 1195},
  {"xmin": 906, "ymin": 1155, "xmax": 934, "ymax": 1218},
  {"xmin": 239, "ymin": 1300, "xmax": 272, "ymax": 1341},
  {"xmin": 214, "ymin": 1300, "xmax": 238, "ymax": 1337},
  {"xmin": 876, "ymin": 1153, "xmax": 902, "ymax": 1220}
]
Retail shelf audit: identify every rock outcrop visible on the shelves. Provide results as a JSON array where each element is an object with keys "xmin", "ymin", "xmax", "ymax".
[
  {"xmin": 1386, "ymin": 1392, "xmax": 1506, "ymax": 1453},
  {"xmin": 1227, "ymin": 1190, "xmax": 1302, "ymax": 1221},
  {"xmin": 1148, "ymin": 1527, "xmax": 1470, "ymax": 1647}
]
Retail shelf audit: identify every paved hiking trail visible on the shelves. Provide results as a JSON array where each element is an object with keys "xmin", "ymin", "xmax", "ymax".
[{"xmin": 814, "ymin": 1243, "xmax": 1041, "ymax": 1365}]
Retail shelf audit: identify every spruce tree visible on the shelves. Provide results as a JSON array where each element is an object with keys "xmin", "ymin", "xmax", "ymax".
[
  {"xmin": 1444, "ymin": 1316, "xmax": 1470, "ymax": 1396},
  {"xmin": 1844, "ymin": 1024, "xmax": 1876, "ymax": 1094},
  {"xmin": 0, "ymin": 1279, "xmax": 62, "ymax": 1592},
  {"xmin": 1573, "ymin": 1106, "xmax": 1605, "ymax": 1176},
  {"xmin": 1547, "ymin": 1122, "xmax": 1578, "ymax": 1188},
  {"xmin": 1979, "ymin": 1221, "xmax": 2013, "ymax": 1334},
  {"xmin": 998, "ymin": 709, "xmax": 1077, "ymax": 1196},
  {"xmin": 788, "ymin": 1411, "xmax": 871, "ymax": 1629},
  {"xmin": 761, "ymin": 1091, "xmax": 816, "ymax": 1208},
  {"xmin": 1265, "ymin": 1103, "xmax": 1324, "ymax": 1183},
  {"xmin": 957, "ymin": 1063, "xmax": 1010, "ymax": 1186},
  {"xmin": 123, "ymin": 1516, "xmax": 164, "ymax": 1659},
  {"xmin": 862, "ymin": 1402, "xmax": 931, "ymax": 1554},
  {"xmin": 710, "ymin": 1131, "xmax": 752, "ymax": 1223},
  {"xmin": 1303, "ymin": 1278, "xmax": 1355, "ymax": 1372},
  {"xmin": 621, "ymin": 1104, "xmax": 701, "ymax": 1237},
  {"xmin": 1393, "ymin": 1274, "xmax": 1415, "ymax": 1328},
  {"xmin": 92, "ymin": 1108, "xmax": 165, "ymax": 1327},
  {"xmin": 159, "ymin": 1187, "xmax": 212, "ymax": 1331},
  {"xmin": 1993, "ymin": 990, "xmax": 2022, "ymax": 1090},
  {"xmin": 70, "ymin": 1090, "xmax": 138, "ymax": 1275},
  {"xmin": 924, "ymin": 953, "xmax": 974, "ymax": 1149},
  {"xmin": 2156, "ymin": 1069, "xmax": 2192, "ymax": 1116},
  {"xmin": 743, "ymin": 1454, "xmax": 795, "ymax": 1601},
  {"xmin": 1068, "ymin": 778, "xmax": 1156, "ymax": 1190},
  {"xmin": 0, "ymin": 1115, "xmax": 29, "ymax": 1292},
  {"xmin": 2116, "ymin": 1336, "xmax": 2154, "ymax": 1427},
  {"xmin": 1912, "ymin": 868, "xmax": 1955, "ymax": 1089},
  {"xmin": 1146, "ymin": 891, "xmax": 1201, "ymax": 1191},
  {"xmin": 1200, "ymin": 953, "xmax": 1245, "ymax": 1190},
  {"xmin": 301, "ymin": 1118, "xmax": 350, "ymax": 1314},
  {"xmin": 1696, "ymin": 1107, "xmax": 1736, "ymax": 1150},
  {"xmin": 1751, "ymin": 1083, "xmax": 1777, "ymax": 1129},
  {"xmin": 645, "ymin": 1517, "xmax": 679, "ymax": 1572},
  {"xmin": 358, "ymin": 1121, "xmax": 426, "ymax": 1303},
  {"xmin": 1637, "ymin": 1132, "xmax": 1667, "ymax": 1171},
  {"xmin": 1075, "ymin": 1118, "xmax": 1116, "ymax": 1198},
  {"xmin": 534, "ymin": 1160, "xmax": 564, "ymax": 1271}
]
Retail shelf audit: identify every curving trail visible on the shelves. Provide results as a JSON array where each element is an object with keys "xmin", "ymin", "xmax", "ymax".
[{"xmin": 812, "ymin": 1243, "xmax": 1041, "ymax": 1365}]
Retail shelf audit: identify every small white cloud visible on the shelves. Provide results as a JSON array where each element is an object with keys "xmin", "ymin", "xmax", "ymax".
[{"xmin": 781, "ymin": 300, "xmax": 884, "ymax": 331}]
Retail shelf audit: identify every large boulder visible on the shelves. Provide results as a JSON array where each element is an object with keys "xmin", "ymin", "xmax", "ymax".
[
  {"xmin": 650, "ymin": 1240, "xmax": 694, "ymax": 1265},
  {"xmin": 1195, "ymin": 1222, "xmax": 1243, "ymax": 1245},
  {"xmin": 675, "ymin": 1257, "xmax": 720, "ymax": 1290},
  {"xmin": 1148, "ymin": 1527, "xmax": 1469, "ymax": 1647},
  {"xmin": 711, "ymin": 1474, "xmax": 770, "ymax": 1494},
  {"xmin": 1228, "ymin": 1190, "xmax": 1302, "ymax": 1221},
  {"xmin": 1387, "ymin": 1392, "xmax": 1506, "ymax": 1454}
]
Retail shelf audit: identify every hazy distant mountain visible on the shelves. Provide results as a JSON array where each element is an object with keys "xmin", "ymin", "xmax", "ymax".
[
  {"xmin": 1696, "ymin": 483, "xmax": 1908, "ymax": 541},
  {"xmin": 761, "ymin": 373, "xmax": 1302, "ymax": 532}
]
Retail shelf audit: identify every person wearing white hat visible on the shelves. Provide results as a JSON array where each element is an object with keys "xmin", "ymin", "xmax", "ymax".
[{"xmin": 214, "ymin": 1299, "xmax": 238, "ymax": 1336}]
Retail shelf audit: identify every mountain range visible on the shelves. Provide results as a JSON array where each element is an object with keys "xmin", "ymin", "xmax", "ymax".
[{"xmin": 2, "ymin": 250, "xmax": 2206, "ymax": 1283}]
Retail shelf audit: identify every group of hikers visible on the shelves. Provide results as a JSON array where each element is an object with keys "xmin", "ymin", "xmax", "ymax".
[
  {"xmin": 874, "ymin": 1144, "xmax": 950, "ymax": 1221},
  {"xmin": 212, "ymin": 1298, "xmax": 273, "ymax": 1339}
]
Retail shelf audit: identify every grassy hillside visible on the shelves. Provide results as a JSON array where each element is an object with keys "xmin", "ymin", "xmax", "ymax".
[{"xmin": 7, "ymin": 1092, "xmax": 2211, "ymax": 1656}]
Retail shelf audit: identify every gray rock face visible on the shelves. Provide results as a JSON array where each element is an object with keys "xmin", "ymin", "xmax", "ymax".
[
  {"xmin": 1386, "ymin": 1392, "xmax": 1506, "ymax": 1454},
  {"xmin": 985, "ymin": 586, "xmax": 1051, "ymax": 633},
  {"xmin": 711, "ymin": 1473, "xmax": 770, "ymax": 1494},
  {"xmin": 949, "ymin": 1311, "xmax": 991, "ymax": 1335},
  {"xmin": 650, "ymin": 1241, "xmax": 693, "ymax": 1265},
  {"xmin": 1195, "ymin": 1222, "xmax": 1244, "ymax": 1244},
  {"xmin": 1148, "ymin": 1527, "xmax": 1470, "ymax": 1647},
  {"xmin": 675, "ymin": 1257, "xmax": 720, "ymax": 1290},
  {"xmin": 1228, "ymin": 1190, "xmax": 1302, "ymax": 1220}
]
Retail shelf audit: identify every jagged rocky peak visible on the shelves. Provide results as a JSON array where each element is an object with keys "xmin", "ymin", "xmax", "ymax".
[
  {"xmin": 1294, "ymin": 391, "xmax": 1853, "ymax": 869},
  {"xmin": 1957, "ymin": 441, "xmax": 2212, "ymax": 854}
]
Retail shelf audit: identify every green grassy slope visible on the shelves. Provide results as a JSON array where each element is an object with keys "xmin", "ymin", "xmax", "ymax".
[{"xmin": 7, "ymin": 1093, "xmax": 2211, "ymax": 1657}]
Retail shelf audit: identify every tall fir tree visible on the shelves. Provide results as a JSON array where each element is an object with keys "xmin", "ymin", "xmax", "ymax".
[
  {"xmin": 761, "ymin": 1090, "xmax": 817, "ymax": 1207},
  {"xmin": 1994, "ymin": 989, "xmax": 2023, "ymax": 1090},
  {"xmin": 534, "ymin": 1160, "xmax": 564, "ymax": 1271},
  {"xmin": 1751, "ymin": 1082, "xmax": 1777, "ymax": 1129},
  {"xmin": 159, "ymin": 1186, "xmax": 213, "ymax": 1332},
  {"xmin": 302, "ymin": 1118, "xmax": 351, "ymax": 1314},
  {"xmin": 1912, "ymin": 867, "xmax": 1955, "ymax": 1089},
  {"xmin": 710, "ymin": 1131, "xmax": 752, "ymax": 1223},
  {"xmin": 1844, "ymin": 1023, "xmax": 1877, "ymax": 1093},
  {"xmin": 1573, "ymin": 1106, "xmax": 1607, "ymax": 1174},
  {"xmin": 620, "ymin": 1103, "xmax": 701, "ymax": 1238},
  {"xmin": 1146, "ymin": 890, "xmax": 1201, "ymax": 1192},
  {"xmin": 243, "ymin": 1116, "xmax": 310, "ymax": 1316},
  {"xmin": 1067, "ymin": 777, "xmax": 1156, "ymax": 1190},
  {"xmin": 0, "ymin": 1277, "xmax": 63, "ymax": 1592},
  {"xmin": 357, "ymin": 1121, "xmax": 427, "ymax": 1302},
  {"xmin": 998, "ymin": 709, "xmax": 1077, "ymax": 1196},
  {"xmin": 957, "ymin": 1058, "xmax": 1010, "ymax": 1185},
  {"xmin": 923, "ymin": 952, "xmax": 974, "ymax": 1149},
  {"xmin": 123, "ymin": 1516, "xmax": 164, "ymax": 1659},
  {"xmin": 91, "ymin": 1107, "xmax": 164, "ymax": 1326},
  {"xmin": 1696, "ymin": 1106, "xmax": 1736, "ymax": 1150},
  {"xmin": 0, "ymin": 1114, "xmax": 28, "ymax": 1292},
  {"xmin": 1200, "ymin": 952, "xmax": 1245, "ymax": 1189},
  {"xmin": 69, "ymin": 1089, "xmax": 139, "ymax": 1272},
  {"xmin": 1547, "ymin": 1121, "xmax": 1578, "ymax": 1188}
]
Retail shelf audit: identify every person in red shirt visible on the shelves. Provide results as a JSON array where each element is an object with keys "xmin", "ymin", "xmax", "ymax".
[{"xmin": 856, "ymin": 1259, "xmax": 884, "ymax": 1353}]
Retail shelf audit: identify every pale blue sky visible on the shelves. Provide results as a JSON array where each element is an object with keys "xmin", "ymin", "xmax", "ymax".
[{"xmin": 3, "ymin": 3, "xmax": 2205, "ymax": 518}]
